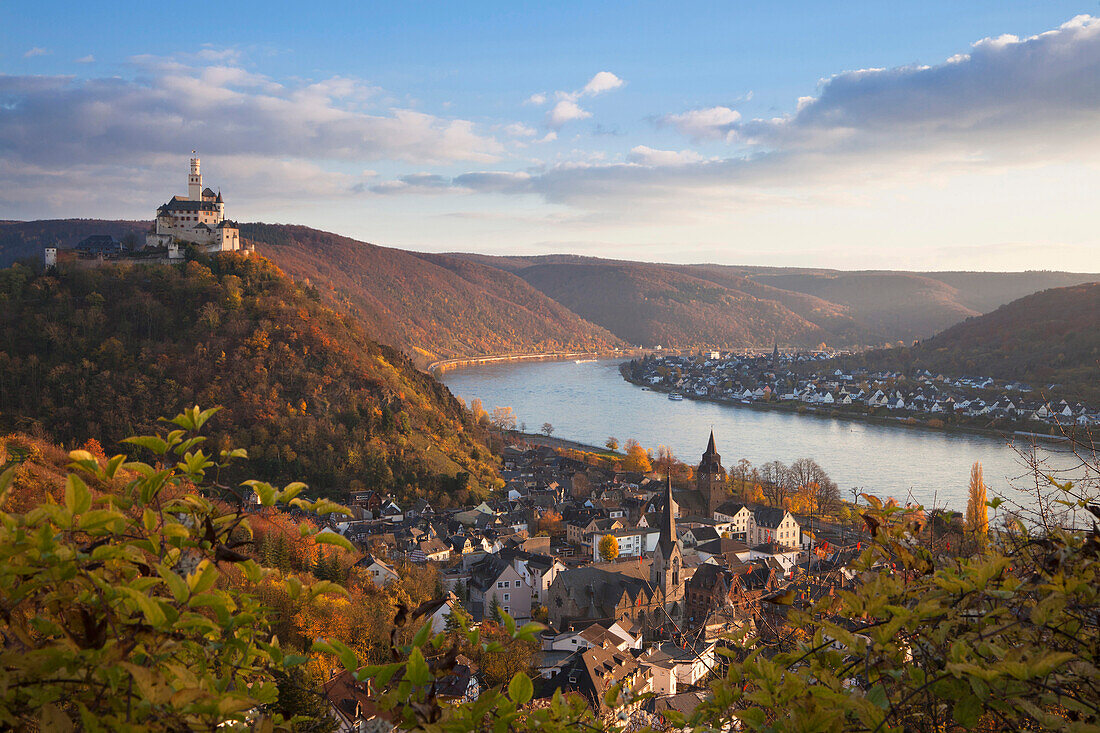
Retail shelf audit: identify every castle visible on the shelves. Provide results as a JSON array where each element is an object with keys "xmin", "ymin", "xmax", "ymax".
[
  {"xmin": 44, "ymin": 154, "xmax": 250, "ymax": 268},
  {"xmin": 145, "ymin": 154, "xmax": 243, "ymax": 254}
]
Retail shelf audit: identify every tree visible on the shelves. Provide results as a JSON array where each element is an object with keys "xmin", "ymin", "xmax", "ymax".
[
  {"xmin": 598, "ymin": 533, "xmax": 620, "ymax": 563},
  {"xmin": 682, "ymin": 493, "xmax": 1100, "ymax": 732},
  {"xmin": 621, "ymin": 439, "xmax": 652, "ymax": 473},
  {"xmin": 605, "ymin": 436, "xmax": 619, "ymax": 451},
  {"xmin": 760, "ymin": 460, "xmax": 790, "ymax": 507},
  {"xmin": 490, "ymin": 406, "xmax": 517, "ymax": 431},
  {"xmin": 965, "ymin": 461, "xmax": 988, "ymax": 541},
  {"xmin": 0, "ymin": 406, "xmax": 356, "ymax": 730},
  {"xmin": 470, "ymin": 397, "xmax": 488, "ymax": 425},
  {"xmin": 540, "ymin": 422, "xmax": 554, "ymax": 437}
]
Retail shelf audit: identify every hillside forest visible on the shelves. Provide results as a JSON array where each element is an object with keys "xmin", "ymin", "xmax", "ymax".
[{"xmin": 0, "ymin": 254, "xmax": 497, "ymax": 507}]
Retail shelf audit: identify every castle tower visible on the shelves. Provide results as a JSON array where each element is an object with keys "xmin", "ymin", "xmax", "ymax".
[
  {"xmin": 188, "ymin": 152, "xmax": 202, "ymax": 200},
  {"xmin": 650, "ymin": 472, "xmax": 684, "ymax": 624},
  {"xmin": 697, "ymin": 431, "xmax": 727, "ymax": 516}
]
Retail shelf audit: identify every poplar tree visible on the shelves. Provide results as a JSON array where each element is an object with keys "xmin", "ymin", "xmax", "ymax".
[{"xmin": 965, "ymin": 461, "xmax": 988, "ymax": 541}]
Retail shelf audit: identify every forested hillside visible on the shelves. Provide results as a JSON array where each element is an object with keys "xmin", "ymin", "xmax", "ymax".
[
  {"xmin": 514, "ymin": 261, "xmax": 842, "ymax": 348},
  {"xmin": 241, "ymin": 223, "xmax": 622, "ymax": 364},
  {"xmin": 5, "ymin": 219, "xmax": 1098, "ymax": 359},
  {"xmin": 834, "ymin": 282, "xmax": 1100, "ymax": 402},
  {"xmin": 0, "ymin": 254, "xmax": 497, "ymax": 506}
]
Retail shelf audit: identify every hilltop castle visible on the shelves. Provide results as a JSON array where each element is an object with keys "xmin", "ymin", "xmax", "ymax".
[
  {"xmin": 145, "ymin": 154, "xmax": 243, "ymax": 253},
  {"xmin": 44, "ymin": 154, "xmax": 250, "ymax": 268}
]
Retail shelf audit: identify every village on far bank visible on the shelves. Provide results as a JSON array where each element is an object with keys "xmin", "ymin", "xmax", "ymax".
[
  {"xmin": 625, "ymin": 349, "xmax": 1098, "ymax": 435},
  {"xmin": 290, "ymin": 429, "xmax": 897, "ymax": 729}
]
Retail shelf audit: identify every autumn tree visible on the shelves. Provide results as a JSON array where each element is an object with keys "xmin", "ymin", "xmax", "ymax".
[
  {"xmin": 965, "ymin": 461, "xmax": 988, "ymax": 542},
  {"xmin": 598, "ymin": 533, "xmax": 620, "ymax": 563},
  {"xmin": 490, "ymin": 406, "xmax": 517, "ymax": 431},
  {"xmin": 605, "ymin": 436, "xmax": 619, "ymax": 451},
  {"xmin": 540, "ymin": 422, "xmax": 554, "ymax": 437},
  {"xmin": 621, "ymin": 439, "xmax": 653, "ymax": 473}
]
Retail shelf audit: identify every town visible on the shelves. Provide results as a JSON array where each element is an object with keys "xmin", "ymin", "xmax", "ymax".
[
  {"xmin": 305, "ymin": 433, "xmax": 868, "ymax": 728},
  {"xmin": 625, "ymin": 350, "xmax": 1099, "ymax": 433}
]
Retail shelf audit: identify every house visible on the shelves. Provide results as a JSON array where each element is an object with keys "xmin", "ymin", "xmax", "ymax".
[
  {"xmin": 546, "ymin": 646, "xmax": 653, "ymax": 713},
  {"xmin": 323, "ymin": 670, "xmax": 388, "ymax": 732},
  {"xmin": 427, "ymin": 592, "xmax": 467, "ymax": 635},
  {"xmin": 355, "ymin": 553, "xmax": 399, "ymax": 587},
  {"xmin": 684, "ymin": 564, "xmax": 737, "ymax": 625},
  {"xmin": 502, "ymin": 548, "xmax": 566, "ymax": 605},
  {"xmin": 468, "ymin": 554, "xmax": 532, "ymax": 622},
  {"xmin": 749, "ymin": 506, "xmax": 800, "ymax": 547}
]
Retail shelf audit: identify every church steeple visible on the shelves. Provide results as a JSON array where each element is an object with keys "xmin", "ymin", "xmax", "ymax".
[
  {"xmin": 697, "ymin": 431, "xmax": 727, "ymax": 516},
  {"xmin": 657, "ymin": 471, "xmax": 677, "ymax": 558},
  {"xmin": 650, "ymin": 470, "xmax": 684, "ymax": 622}
]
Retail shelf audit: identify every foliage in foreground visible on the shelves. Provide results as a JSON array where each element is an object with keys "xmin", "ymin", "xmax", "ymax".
[
  {"xmin": 2, "ymin": 405, "xmax": 1097, "ymax": 731},
  {"xmin": 0, "ymin": 407, "xmax": 354, "ymax": 730}
]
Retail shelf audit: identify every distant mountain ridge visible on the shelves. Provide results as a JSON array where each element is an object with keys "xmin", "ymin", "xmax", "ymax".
[{"xmin": 3, "ymin": 219, "xmax": 1097, "ymax": 362}]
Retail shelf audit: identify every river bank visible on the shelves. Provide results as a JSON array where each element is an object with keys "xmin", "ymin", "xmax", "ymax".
[
  {"xmin": 618, "ymin": 366, "xmax": 1077, "ymax": 448},
  {"xmin": 428, "ymin": 348, "xmax": 650, "ymax": 376}
]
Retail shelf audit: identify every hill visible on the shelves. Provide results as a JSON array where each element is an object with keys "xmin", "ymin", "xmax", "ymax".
[
  {"xmin": 0, "ymin": 219, "xmax": 148, "ymax": 266},
  {"xmin": 513, "ymin": 260, "xmax": 846, "ymax": 348},
  {"xmin": 238, "ymin": 224, "xmax": 623, "ymax": 363},
  {"xmin": 835, "ymin": 282, "xmax": 1100, "ymax": 402},
  {"xmin": 6, "ymin": 219, "xmax": 1099, "ymax": 358},
  {"xmin": 0, "ymin": 253, "xmax": 497, "ymax": 506}
]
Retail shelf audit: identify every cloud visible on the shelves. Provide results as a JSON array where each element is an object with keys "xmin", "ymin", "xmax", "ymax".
[
  {"xmin": 461, "ymin": 15, "xmax": 1100, "ymax": 208},
  {"xmin": 659, "ymin": 106, "xmax": 741, "ymax": 141},
  {"xmin": 582, "ymin": 71, "xmax": 624, "ymax": 96},
  {"xmin": 546, "ymin": 99, "xmax": 591, "ymax": 129},
  {"xmin": 628, "ymin": 146, "xmax": 707, "ymax": 166},
  {"xmin": 74, "ymin": 55, "xmax": 95, "ymax": 64},
  {"xmin": 0, "ymin": 56, "xmax": 503, "ymax": 169},
  {"xmin": 535, "ymin": 71, "xmax": 625, "ymax": 129},
  {"xmin": 23, "ymin": 47, "xmax": 49, "ymax": 58}
]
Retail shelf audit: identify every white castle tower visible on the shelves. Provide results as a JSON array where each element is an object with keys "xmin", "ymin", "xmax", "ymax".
[
  {"xmin": 188, "ymin": 153, "xmax": 202, "ymax": 201},
  {"xmin": 145, "ymin": 154, "xmax": 248, "ymax": 256}
]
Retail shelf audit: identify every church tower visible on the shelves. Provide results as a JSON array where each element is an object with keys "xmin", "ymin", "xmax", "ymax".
[
  {"xmin": 650, "ymin": 473, "xmax": 684, "ymax": 622},
  {"xmin": 188, "ymin": 152, "xmax": 202, "ymax": 200},
  {"xmin": 697, "ymin": 431, "xmax": 727, "ymax": 516}
]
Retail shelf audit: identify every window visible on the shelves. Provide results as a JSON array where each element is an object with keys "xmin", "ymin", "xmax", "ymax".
[
  {"xmin": 497, "ymin": 581, "xmax": 506, "ymax": 589},
  {"xmin": 503, "ymin": 593, "xmax": 510, "ymax": 601}
]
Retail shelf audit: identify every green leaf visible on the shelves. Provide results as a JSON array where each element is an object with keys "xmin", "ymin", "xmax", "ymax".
[
  {"xmin": 313, "ymin": 531, "xmax": 354, "ymax": 552},
  {"xmin": 156, "ymin": 565, "xmax": 189, "ymax": 603},
  {"xmin": 406, "ymin": 647, "xmax": 430, "ymax": 687},
  {"xmin": 189, "ymin": 560, "xmax": 218, "ymax": 594},
  {"xmin": 122, "ymin": 436, "xmax": 169, "ymax": 456},
  {"xmin": 65, "ymin": 474, "xmax": 92, "ymax": 515},
  {"xmin": 411, "ymin": 620, "xmax": 432, "ymax": 648},
  {"xmin": 309, "ymin": 580, "xmax": 348, "ymax": 599},
  {"xmin": 508, "ymin": 672, "xmax": 533, "ymax": 705},
  {"xmin": 953, "ymin": 694, "xmax": 981, "ymax": 728}
]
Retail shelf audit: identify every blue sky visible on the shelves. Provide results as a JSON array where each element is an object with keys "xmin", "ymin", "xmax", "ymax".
[{"xmin": 4, "ymin": 2, "xmax": 1100, "ymax": 270}]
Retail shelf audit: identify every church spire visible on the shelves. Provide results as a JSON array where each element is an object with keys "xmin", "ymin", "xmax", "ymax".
[
  {"xmin": 704, "ymin": 430, "xmax": 717, "ymax": 457},
  {"xmin": 658, "ymin": 470, "xmax": 677, "ymax": 558}
]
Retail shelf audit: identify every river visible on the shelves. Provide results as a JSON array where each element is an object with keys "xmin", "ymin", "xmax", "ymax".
[{"xmin": 441, "ymin": 358, "xmax": 1090, "ymax": 512}]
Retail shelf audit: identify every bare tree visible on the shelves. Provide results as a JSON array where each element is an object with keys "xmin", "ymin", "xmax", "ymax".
[
  {"xmin": 540, "ymin": 422, "xmax": 554, "ymax": 437},
  {"xmin": 760, "ymin": 460, "xmax": 790, "ymax": 508}
]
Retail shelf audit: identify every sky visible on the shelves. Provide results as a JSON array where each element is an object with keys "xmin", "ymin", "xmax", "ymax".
[{"xmin": 3, "ymin": 1, "xmax": 1100, "ymax": 271}]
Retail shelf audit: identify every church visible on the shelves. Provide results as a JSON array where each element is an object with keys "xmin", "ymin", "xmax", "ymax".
[{"xmin": 145, "ymin": 154, "xmax": 245, "ymax": 254}]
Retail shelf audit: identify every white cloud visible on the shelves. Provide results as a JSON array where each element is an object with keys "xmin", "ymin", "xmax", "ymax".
[
  {"xmin": 0, "ymin": 57, "xmax": 503, "ymax": 168},
  {"xmin": 546, "ymin": 99, "xmax": 591, "ymax": 129},
  {"xmin": 628, "ymin": 146, "xmax": 706, "ymax": 166},
  {"xmin": 531, "ymin": 71, "xmax": 626, "ymax": 129},
  {"xmin": 23, "ymin": 47, "xmax": 49, "ymax": 58},
  {"xmin": 75, "ymin": 55, "xmax": 95, "ymax": 64},
  {"xmin": 659, "ymin": 106, "xmax": 741, "ymax": 141},
  {"xmin": 582, "ymin": 71, "xmax": 624, "ymax": 96},
  {"xmin": 503, "ymin": 123, "xmax": 538, "ymax": 138}
]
